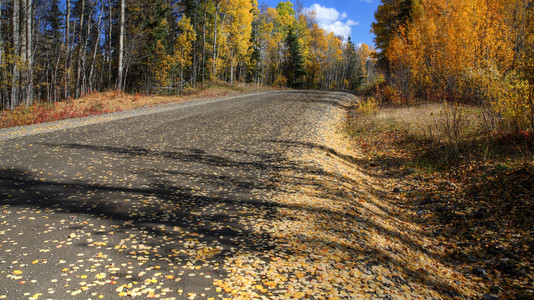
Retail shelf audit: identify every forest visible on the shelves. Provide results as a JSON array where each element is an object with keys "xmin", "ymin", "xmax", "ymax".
[
  {"xmin": 372, "ymin": 0, "xmax": 533, "ymax": 133},
  {"xmin": 0, "ymin": 0, "xmax": 377, "ymax": 110},
  {"xmin": 1, "ymin": 0, "xmax": 532, "ymax": 133}
]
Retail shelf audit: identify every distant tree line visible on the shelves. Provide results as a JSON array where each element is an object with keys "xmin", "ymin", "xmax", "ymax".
[{"xmin": 0, "ymin": 0, "xmax": 377, "ymax": 110}]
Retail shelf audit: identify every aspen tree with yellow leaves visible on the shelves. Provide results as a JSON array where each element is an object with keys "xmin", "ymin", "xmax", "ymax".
[
  {"xmin": 220, "ymin": 0, "xmax": 256, "ymax": 84},
  {"xmin": 374, "ymin": 0, "xmax": 533, "ymax": 132},
  {"xmin": 174, "ymin": 16, "xmax": 196, "ymax": 90}
]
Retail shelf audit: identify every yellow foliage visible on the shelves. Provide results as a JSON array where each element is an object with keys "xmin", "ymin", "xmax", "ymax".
[
  {"xmin": 492, "ymin": 75, "xmax": 534, "ymax": 132},
  {"xmin": 356, "ymin": 97, "xmax": 379, "ymax": 115},
  {"xmin": 382, "ymin": 0, "xmax": 534, "ymax": 132},
  {"xmin": 273, "ymin": 75, "xmax": 287, "ymax": 87},
  {"xmin": 296, "ymin": 15, "xmax": 311, "ymax": 62},
  {"xmin": 221, "ymin": 0, "xmax": 256, "ymax": 65},
  {"xmin": 150, "ymin": 40, "xmax": 173, "ymax": 87},
  {"xmin": 386, "ymin": 0, "xmax": 515, "ymax": 102},
  {"xmin": 174, "ymin": 16, "xmax": 196, "ymax": 83}
]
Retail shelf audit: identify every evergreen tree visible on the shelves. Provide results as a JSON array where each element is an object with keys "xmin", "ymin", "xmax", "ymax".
[
  {"xmin": 284, "ymin": 26, "xmax": 305, "ymax": 88},
  {"xmin": 247, "ymin": 25, "xmax": 261, "ymax": 83}
]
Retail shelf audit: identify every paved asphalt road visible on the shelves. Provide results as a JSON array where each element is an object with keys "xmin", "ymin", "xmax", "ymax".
[{"xmin": 0, "ymin": 91, "xmax": 348, "ymax": 299}]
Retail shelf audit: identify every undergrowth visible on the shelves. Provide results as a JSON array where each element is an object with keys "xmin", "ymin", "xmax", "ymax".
[
  {"xmin": 347, "ymin": 102, "xmax": 533, "ymax": 171},
  {"xmin": 346, "ymin": 100, "xmax": 534, "ymax": 298}
]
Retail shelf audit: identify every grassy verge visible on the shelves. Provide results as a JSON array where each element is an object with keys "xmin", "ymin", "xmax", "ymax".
[
  {"xmin": 0, "ymin": 81, "xmax": 279, "ymax": 128},
  {"xmin": 346, "ymin": 101, "xmax": 533, "ymax": 298}
]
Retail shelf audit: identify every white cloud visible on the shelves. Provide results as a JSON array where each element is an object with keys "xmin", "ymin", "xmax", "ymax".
[{"xmin": 304, "ymin": 4, "xmax": 359, "ymax": 40}]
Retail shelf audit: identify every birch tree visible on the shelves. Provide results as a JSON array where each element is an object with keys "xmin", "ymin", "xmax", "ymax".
[
  {"xmin": 117, "ymin": 0, "xmax": 124, "ymax": 90},
  {"xmin": 221, "ymin": 0, "xmax": 256, "ymax": 84},
  {"xmin": 11, "ymin": 0, "xmax": 20, "ymax": 108}
]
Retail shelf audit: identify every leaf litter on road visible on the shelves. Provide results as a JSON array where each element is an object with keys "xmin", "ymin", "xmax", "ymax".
[{"xmin": 0, "ymin": 92, "xmax": 494, "ymax": 299}]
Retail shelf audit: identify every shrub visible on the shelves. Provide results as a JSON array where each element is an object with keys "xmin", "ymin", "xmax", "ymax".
[
  {"xmin": 427, "ymin": 102, "xmax": 469, "ymax": 157},
  {"xmin": 491, "ymin": 75, "xmax": 534, "ymax": 133},
  {"xmin": 355, "ymin": 97, "xmax": 379, "ymax": 115},
  {"xmin": 373, "ymin": 84, "xmax": 405, "ymax": 105},
  {"xmin": 273, "ymin": 75, "xmax": 287, "ymax": 88}
]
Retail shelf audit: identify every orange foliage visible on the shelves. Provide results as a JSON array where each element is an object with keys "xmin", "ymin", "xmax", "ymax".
[{"xmin": 386, "ymin": 0, "xmax": 515, "ymax": 103}]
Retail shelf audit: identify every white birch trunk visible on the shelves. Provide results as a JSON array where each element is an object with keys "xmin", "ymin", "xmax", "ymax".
[
  {"xmin": 107, "ymin": 0, "xmax": 112, "ymax": 88},
  {"xmin": 117, "ymin": 0, "xmax": 125, "ymax": 91},
  {"xmin": 212, "ymin": 1, "xmax": 219, "ymax": 78},
  {"xmin": 11, "ymin": 0, "xmax": 20, "ymax": 109},
  {"xmin": 25, "ymin": 0, "xmax": 33, "ymax": 105},
  {"xmin": 89, "ymin": 3, "xmax": 103, "ymax": 92},
  {"xmin": 64, "ymin": 0, "xmax": 70, "ymax": 98}
]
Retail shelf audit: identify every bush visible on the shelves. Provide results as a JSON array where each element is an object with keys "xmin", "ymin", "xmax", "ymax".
[
  {"xmin": 372, "ymin": 84, "xmax": 405, "ymax": 105},
  {"xmin": 427, "ymin": 102, "xmax": 470, "ymax": 158},
  {"xmin": 492, "ymin": 75, "xmax": 534, "ymax": 133},
  {"xmin": 355, "ymin": 97, "xmax": 379, "ymax": 115},
  {"xmin": 273, "ymin": 75, "xmax": 287, "ymax": 88}
]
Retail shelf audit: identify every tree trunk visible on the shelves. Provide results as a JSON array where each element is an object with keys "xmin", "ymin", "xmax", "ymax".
[
  {"xmin": 25, "ymin": 0, "xmax": 33, "ymax": 105},
  {"xmin": 75, "ymin": 0, "xmax": 85, "ymax": 98},
  {"xmin": 20, "ymin": 0, "xmax": 26, "ymax": 64},
  {"xmin": 230, "ymin": 56, "xmax": 234, "ymax": 85},
  {"xmin": 89, "ymin": 4, "xmax": 103, "ymax": 92},
  {"xmin": 107, "ymin": 0, "xmax": 112, "ymax": 89},
  {"xmin": 117, "ymin": 0, "xmax": 125, "ymax": 91},
  {"xmin": 201, "ymin": 1, "xmax": 207, "ymax": 84},
  {"xmin": 64, "ymin": 0, "xmax": 70, "ymax": 99},
  {"xmin": 180, "ymin": 49, "xmax": 184, "ymax": 89},
  {"xmin": 80, "ymin": 5, "xmax": 95, "ymax": 95},
  {"xmin": 191, "ymin": 0, "xmax": 197, "ymax": 89},
  {"xmin": 11, "ymin": 0, "xmax": 20, "ymax": 109},
  {"xmin": 53, "ymin": 50, "xmax": 61, "ymax": 102},
  {"xmin": 212, "ymin": 1, "xmax": 219, "ymax": 79},
  {"xmin": 0, "ymin": 0, "xmax": 3, "ymax": 77}
]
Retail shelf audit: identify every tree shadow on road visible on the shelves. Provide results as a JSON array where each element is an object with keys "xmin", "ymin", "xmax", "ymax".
[{"xmin": 0, "ymin": 138, "xmax": 473, "ymax": 298}]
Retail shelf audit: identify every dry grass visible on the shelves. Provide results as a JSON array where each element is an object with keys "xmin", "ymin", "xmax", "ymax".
[
  {"xmin": 347, "ymin": 101, "xmax": 533, "ymax": 170},
  {"xmin": 372, "ymin": 103, "xmax": 482, "ymax": 143}
]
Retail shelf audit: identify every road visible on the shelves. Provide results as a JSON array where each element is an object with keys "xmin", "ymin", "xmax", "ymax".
[{"xmin": 0, "ymin": 91, "xmax": 348, "ymax": 299}]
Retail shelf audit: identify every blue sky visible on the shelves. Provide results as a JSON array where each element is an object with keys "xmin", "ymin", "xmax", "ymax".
[{"xmin": 260, "ymin": 0, "xmax": 380, "ymax": 48}]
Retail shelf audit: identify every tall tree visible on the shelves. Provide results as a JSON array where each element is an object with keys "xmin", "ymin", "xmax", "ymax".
[
  {"xmin": 11, "ymin": 0, "xmax": 20, "ymax": 108},
  {"xmin": 371, "ymin": 0, "xmax": 418, "ymax": 72},
  {"xmin": 211, "ymin": 0, "xmax": 221, "ymax": 78},
  {"xmin": 0, "ymin": 0, "xmax": 3, "ymax": 74},
  {"xmin": 174, "ymin": 16, "xmax": 196, "ymax": 89},
  {"xmin": 64, "ymin": 0, "xmax": 71, "ymax": 98},
  {"xmin": 117, "ymin": 0, "xmax": 124, "ymax": 90},
  {"xmin": 74, "ymin": 0, "xmax": 85, "ymax": 98},
  {"xmin": 284, "ymin": 26, "xmax": 305, "ymax": 87},
  {"xmin": 42, "ymin": 0, "xmax": 63, "ymax": 102},
  {"xmin": 24, "ymin": 0, "xmax": 33, "ymax": 105},
  {"xmin": 221, "ymin": 0, "xmax": 256, "ymax": 84}
]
